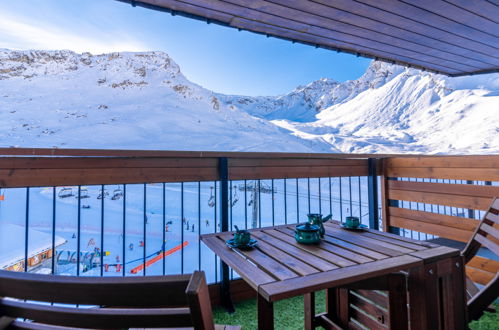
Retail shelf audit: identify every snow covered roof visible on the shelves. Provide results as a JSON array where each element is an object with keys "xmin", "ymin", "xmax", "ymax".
[
  {"xmin": 0, "ymin": 224, "xmax": 66, "ymax": 269},
  {"xmin": 117, "ymin": 0, "xmax": 499, "ymax": 77}
]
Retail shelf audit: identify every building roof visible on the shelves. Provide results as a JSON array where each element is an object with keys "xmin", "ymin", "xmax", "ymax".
[
  {"xmin": 0, "ymin": 223, "xmax": 66, "ymax": 269},
  {"xmin": 117, "ymin": 0, "xmax": 499, "ymax": 76}
]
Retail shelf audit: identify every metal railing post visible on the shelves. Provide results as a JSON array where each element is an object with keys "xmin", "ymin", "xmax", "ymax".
[
  {"xmin": 466, "ymin": 180, "xmax": 476, "ymax": 219},
  {"xmin": 218, "ymin": 157, "xmax": 234, "ymax": 313},
  {"xmin": 367, "ymin": 158, "xmax": 379, "ymax": 230}
]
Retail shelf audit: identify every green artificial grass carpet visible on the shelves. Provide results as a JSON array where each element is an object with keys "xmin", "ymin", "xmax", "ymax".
[{"xmin": 214, "ymin": 291, "xmax": 498, "ymax": 329}]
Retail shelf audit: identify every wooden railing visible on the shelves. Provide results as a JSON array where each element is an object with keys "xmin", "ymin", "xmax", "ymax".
[
  {"xmin": 381, "ymin": 155, "xmax": 499, "ymax": 286},
  {"xmin": 0, "ymin": 149, "xmax": 370, "ymax": 188},
  {"xmin": 1, "ymin": 149, "xmax": 497, "ymax": 298},
  {"xmin": 0, "ymin": 148, "xmax": 376, "ymax": 286}
]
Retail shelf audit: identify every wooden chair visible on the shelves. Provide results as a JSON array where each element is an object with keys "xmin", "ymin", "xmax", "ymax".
[
  {"xmin": 0, "ymin": 270, "xmax": 240, "ymax": 330},
  {"xmin": 462, "ymin": 197, "xmax": 499, "ymax": 321}
]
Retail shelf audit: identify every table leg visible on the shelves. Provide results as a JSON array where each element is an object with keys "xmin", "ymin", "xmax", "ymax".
[
  {"xmin": 326, "ymin": 288, "xmax": 337, "ymax": 320},
  {"xmin": 258, "ymin": 294, "xmax": 274, "ymax": 330},
  {"xmin": 304, "ymin": 292, "xmax": 315, "ymax": 330},
  {"xmin": 440, "ymin": 256, "xmax": 467, "ymax": 329},
  {"xmin": 408, "ymin": 263, "xmax": 440, "ymax": 329},
  {"xmin": 387, "ymin": 273, "xmax": 408, "ymax": 330},
  {"xmin": 326, "ymin": 287, "xmax": 349, "ymax": 327},
  {"xmin": 408, "ymin": 257, "xmax": 467, "ymax": 330}
]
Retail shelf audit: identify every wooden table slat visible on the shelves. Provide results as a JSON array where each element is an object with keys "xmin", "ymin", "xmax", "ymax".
[
  {"xmin": 261, "ymin": 229, "xmax": 349, "ymax": 268},
  {"xmin": 320, "ymin": 235, "xmax": 389, "ymax": 261},
  {"xmin": 274, "ymin": 227, "xmax": 358, "ymax": 267},
  {"xmin": 251, "ymin": 231, "xmax": 338, "ymax": 272},
  {"xmin": 323, "ymin": 228, "xmax": 410, "ymax": 257},
  {"xmin": 201, "ymin": 237, "xmax": 276, "ymax": 289},
  {"xmin": 217, "ymin": 233, "xmax": 300, "ymax": 280},
  {"xmin": 362, "ymin": 226, "xmax": 439, "ymax": 248},
  {"xmin": 318, "ymin": 240, "xmax": 375, "ymax": 264},
  {"xmin": 201, "ymin": 221, "xmax": 465, "ymax": 329},
  {"xmin": 408, "ymin": 246, "xmax": 460, "ymax": 264},
  {"xmin": 354, "ymin": 231, "xmax": 427, "ymax": 251},
  {"xmin": 247, "ymin": 232, "xmax": 323, "ymax": 275},
  {"xmin": 259, "ymin": 255, "xmax": 423, "ymax": 302},
  {"xmin": 276, "ymin": 226, "xmax": 376, "ymax": 264},
  {"xmin": 325, "ymin": 223, "xmax": 423, "ymax": 254}
]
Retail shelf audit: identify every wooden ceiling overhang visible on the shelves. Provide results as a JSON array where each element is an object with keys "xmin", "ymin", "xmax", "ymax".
[{"xmin": 117, "ymin": 0, "xmax": 499, "ymax": 76}]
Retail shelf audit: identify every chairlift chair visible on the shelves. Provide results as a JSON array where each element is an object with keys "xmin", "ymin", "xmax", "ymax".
[
  {"xmin": 111, "ymin": 186, "xmax": 124, "ymax": 200},
  {"xmin": 78, "ymin": 187, "xmax": 90, "ymax": 199},
  {"xmin": 97, "ymin": 189, "xmax": 109, "ymax": 199},
  {"xmin": 58, "ymin": 187, "xmax": 74, "ymax": 198}
]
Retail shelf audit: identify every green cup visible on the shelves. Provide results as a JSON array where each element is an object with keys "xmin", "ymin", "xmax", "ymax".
[
  {"xmin": 345, "ymin": 216, "xmax": 360, "ymax": 228},
  {"xmin": 233, "ymin": 229, "xmax": 251, "ymax": 245}
]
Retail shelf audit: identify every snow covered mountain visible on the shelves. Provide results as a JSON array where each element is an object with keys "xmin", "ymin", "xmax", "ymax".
[{"xmin": 1, "ymin": 49, "xmax": 498, "ymax": 154}]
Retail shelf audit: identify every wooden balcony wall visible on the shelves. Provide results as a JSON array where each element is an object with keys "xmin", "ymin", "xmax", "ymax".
[
  {"xmin": 381, "ymin": 156, "xmax": 499, "ymax": 287},
  {"xmin": 0, "ymin": 148, "xmax": 373, "ymax": 188},
  {"xmin": 1, "ymin": 148, "xmax": 498, "ymax": 309}
]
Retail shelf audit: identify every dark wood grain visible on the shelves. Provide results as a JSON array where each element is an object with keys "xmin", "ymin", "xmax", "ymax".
[
  {"xmin": 386, "ymin": 167, "xmax": 499, "ymax": 181},
  {"xmin": 275, "ymin": 227, "xmax": 358, "ymax": 267},
  {"xmin": 258, "ymin": 294, "xmax": 274, "ymax": 330},
  {"xmin": 323, "ymin": 226, "xmax": 409, "ymax": 257},
  {"xmin": 0, "ymin": 270, "xmax": 192, "ymax": 306},
  {"xmin": 304, "ymin": 292, "xmax": 315, "ymax": 330},
  {"xmin": 252, "ymin": 230, "xmax": 338, "ymax": 271},
  {"xmin": 259, "ymin": 255, "xmax": 421, "ymax": 301},
  {"xmin": 201, "ymin": 236, "xmax": 276, "ymax": 290},
  {"xmin": 0, "ymin": 270, "xmax": 237, "ymax": 329},
  {"xmin": 201, "ymin": 222, "xmax": 467, "ymax": 329}
]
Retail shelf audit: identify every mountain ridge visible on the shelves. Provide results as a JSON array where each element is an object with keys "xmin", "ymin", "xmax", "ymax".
[{"xmin": 1, "ymin": 49, "xmax": 497, "ymax": 154}]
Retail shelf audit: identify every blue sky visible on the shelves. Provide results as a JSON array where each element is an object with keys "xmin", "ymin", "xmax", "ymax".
[{"xmin": 0, "ymin": 0, "xmax": 370, "ymax": 96}]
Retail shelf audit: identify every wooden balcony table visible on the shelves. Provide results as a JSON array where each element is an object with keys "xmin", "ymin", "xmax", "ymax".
[{"xmin": 201, "ymin": 220, "xmax": 467, "ymax": 329}]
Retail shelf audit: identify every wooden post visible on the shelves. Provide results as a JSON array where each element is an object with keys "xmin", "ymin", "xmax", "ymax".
[
  {"xmin": 337, "ymin": 288, "xmax": 349, "ymax": 327},
  {"xmin": 388, "ymin": 273, "xmax": 408, "ymax": 330},
  {"xmin": 408, "ymin": 263, "xmax": 441, "ymax": 329},
  {"xmin": 326, "ymin": 288, "xmax": 337, "ymax": 321},
  {"xmin": 257, "ymin": 294, "xmax": 274, "ymax": 330},
  {"xmin": 304, "ymin": 292, "xmax": 315, "ymax": 330},
  {"xmin": 326, "ymin": 287, "xmax": 349, "ymax": 328},
  {"xmin": 440, "ymin": 256, "xmax": 467, "ymax": 330}
]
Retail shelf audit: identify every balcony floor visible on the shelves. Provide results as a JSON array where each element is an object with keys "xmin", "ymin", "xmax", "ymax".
[{"xmin": 213, "ymin": 290, "xmax": 499, "ymax": 329}]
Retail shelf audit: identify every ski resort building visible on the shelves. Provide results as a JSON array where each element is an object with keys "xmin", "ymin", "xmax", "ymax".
[{"xmin": 0, "ymin": 223, "xmax": 66, "ymax": 271}]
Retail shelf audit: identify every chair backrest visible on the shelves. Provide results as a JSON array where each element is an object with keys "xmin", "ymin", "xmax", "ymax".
[
  {"xmin": 0, "ymin": 270, "xmax": 215, "ymax": 329},
  {"xmin": 462, "ymin": 197, "xmax": 499, "ymax": 321}
]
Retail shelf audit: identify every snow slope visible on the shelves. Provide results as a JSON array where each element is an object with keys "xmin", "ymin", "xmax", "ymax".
[
  {"xmin": 268, "ymin": 63, "xmax": 499, "ymax": 154},
  {"xmin": 0, "ymin": 49, "xmax": 332, "ymax": 152},
  {"xmin": 0, "ymin": 49, "xmax": 498, "ymax": 154}
]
